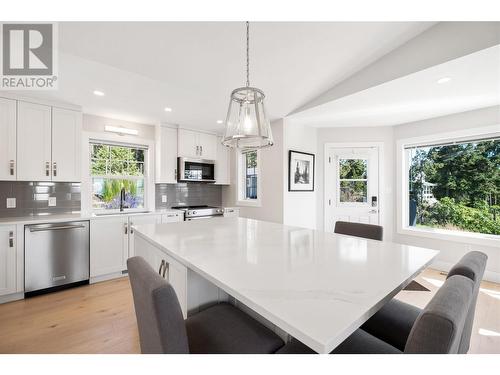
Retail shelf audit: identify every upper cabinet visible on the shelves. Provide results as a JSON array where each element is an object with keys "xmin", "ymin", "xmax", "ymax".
[
  {"xmin": 215, "ymin": 136, "xmax": 230, "ymax": 185},
  {"xmin": 178, "ymin": 128, "xmax": 217, "ymax": 160},
  {"xmin": 17, "ymin": 102, "xmax": 53, "ymax": 181},
  {"xmin": 52, "ymin": 108, "xmax": 82, "ymax": 182},
  {"xmin": 0, "ymin": 97, "xmax": 82, "ymax": 183},
  {"xmin": 0, "ymin": 98, "xmax": 17, "ymax": 181},
  {"xmin": 156, "ymin": 125, "xmax": 178, "ymax": 184}
]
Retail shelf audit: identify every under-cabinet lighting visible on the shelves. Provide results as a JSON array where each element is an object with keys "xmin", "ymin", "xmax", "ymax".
[{"xmin": 105, "ymin": 125, "xmax": 139, "ymax": 136}]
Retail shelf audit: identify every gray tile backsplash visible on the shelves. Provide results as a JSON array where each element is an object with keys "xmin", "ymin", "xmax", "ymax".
[
  {"xmin": 156, "ymin": 183, "xmax": 222, "ymax": 208},
  {"xmin": 0, "ymin": 181, "xmax": 81, "ymax": 218}
]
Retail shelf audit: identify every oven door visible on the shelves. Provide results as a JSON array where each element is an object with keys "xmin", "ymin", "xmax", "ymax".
[{"xmin": 178, "ymin": 157, "xmax": 216, "ymax": 182}]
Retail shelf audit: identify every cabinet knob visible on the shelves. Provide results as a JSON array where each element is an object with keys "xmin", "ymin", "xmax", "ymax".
[{"xmin": 9, "ymin": 160, "xmax": 15, "ymax": 176}]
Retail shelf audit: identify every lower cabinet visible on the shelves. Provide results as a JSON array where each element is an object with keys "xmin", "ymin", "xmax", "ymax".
[
  {"xmin": 90, "ymin": 216, "xmax": 129, "ymax": 279},
  {"xmin": 0, "ymin": 225, "xmax": 17, "ymax": 297},
  {"xmin": 128, "ymin": 214, "xmax": 162, "ymax": 258}
]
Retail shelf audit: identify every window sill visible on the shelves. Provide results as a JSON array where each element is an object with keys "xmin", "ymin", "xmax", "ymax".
[
  {"xmin": 398, "ymin": 226, "xmax": 500, "ymax": 247},
  {"xmin": 237, "ymin": 200, "xmax": 261, "ymax": 208}
]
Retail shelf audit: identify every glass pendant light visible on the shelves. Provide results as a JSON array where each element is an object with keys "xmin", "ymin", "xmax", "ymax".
[{"xmin": 222, "ymin": 22, "xmax": 274, "ymax": 149}]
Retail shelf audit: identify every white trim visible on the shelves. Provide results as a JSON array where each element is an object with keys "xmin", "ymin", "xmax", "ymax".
[
  {"xmin": 396, "ymin": 125, "xmax": 500, "ymax": 247},
  {"xmin": 324, "ymin": 142, "xmax": 385, "ymax": 233},
  {"xmin": 236, "ymin": 149, "xmax": 262, "ymax": 208},
  {"xmin": 81, "ymin": 131, "xmax": 155, "ymax": 216}
]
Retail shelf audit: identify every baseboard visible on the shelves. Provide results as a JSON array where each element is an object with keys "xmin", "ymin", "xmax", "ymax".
[
  {"xmin": 431, "ymin": 260, "xmax": 500, "ymax": 284},
  {"xmin": 90, "ymin": 271, "xmax": 127, "ymax": 284},
  {"xmin": 0, "ymin": 292, "xmax": 24, "ymax": 305}
]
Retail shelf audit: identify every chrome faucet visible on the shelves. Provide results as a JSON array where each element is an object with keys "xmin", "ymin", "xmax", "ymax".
[{"xmin": 120, "ymin": 187, "xmax": 126, "ymax": 212}]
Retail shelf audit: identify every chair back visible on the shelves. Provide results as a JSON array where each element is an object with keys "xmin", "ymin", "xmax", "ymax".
[
  {"xmin": 446, "ymin": 251, "xmax": 488, "ymax": 353},
  {"xmin": 334, "ymin": 221, "xmax": 383, "ymax": 241},
  {"xmin": 127, "ymin": 256, "xmax": 189, "ymax": 354},
  {"xmin": 404, "ymin": 275, "xmax": 473, "ymax": 354}
]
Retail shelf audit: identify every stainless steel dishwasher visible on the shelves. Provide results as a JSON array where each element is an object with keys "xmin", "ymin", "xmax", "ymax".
[{"xmin": 25, "ymin": 221, "xmax": 90, "ymax": 297}]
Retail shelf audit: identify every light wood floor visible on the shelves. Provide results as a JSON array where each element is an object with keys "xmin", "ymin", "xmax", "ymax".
[{"xmin": 0, "ymin": 269, "xmax": 498, "ymax": 354}]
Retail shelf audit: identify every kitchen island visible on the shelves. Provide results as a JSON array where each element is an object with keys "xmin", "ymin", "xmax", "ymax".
[{"xmin": 133, "ymin": 217, "xmax": 439, "ymax": 353}]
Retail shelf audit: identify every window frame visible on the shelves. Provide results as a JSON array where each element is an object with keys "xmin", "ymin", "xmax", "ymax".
[
  {"xmin": 396, "ymin": 125, "xmax": 500, "ymax": 247},
  {"xmin": 237, "ymin": 149, "xmax": 261, "ymax": 207}
]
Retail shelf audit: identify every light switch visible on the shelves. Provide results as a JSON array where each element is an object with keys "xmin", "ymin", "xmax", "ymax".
[
  {"xmin": 48, "ymin": 197, "xmax": 57, "ymax": 207},
  {"xmin": 162, "ymin": 195, "xmax": 167, "ymax": 203},
  {"xmin": 6, "ymin": 198, "xmax": 16, "ymax": 208}
]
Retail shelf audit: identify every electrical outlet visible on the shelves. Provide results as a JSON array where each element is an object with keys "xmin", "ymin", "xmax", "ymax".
[
  {"xmin": 48, "ymin": 197, "xmax": 57, "ymax": 207},
  {"xmin": 6, "ymin": 198, "xmax": 16, "ymax": 208},
  {"xmin": 162, "ymin": 195, "xmax": 167, "ymax": 203}
]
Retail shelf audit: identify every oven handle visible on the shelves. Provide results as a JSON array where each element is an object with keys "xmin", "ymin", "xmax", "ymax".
[{"xmin": 29, "ymin": 224, "xmax": 86, "ymax": 232}]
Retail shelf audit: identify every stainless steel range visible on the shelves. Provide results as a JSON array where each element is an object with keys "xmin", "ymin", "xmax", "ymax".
[{"xmin": 172, "ymin": 205, "xmax": 224, "ymax": 221}]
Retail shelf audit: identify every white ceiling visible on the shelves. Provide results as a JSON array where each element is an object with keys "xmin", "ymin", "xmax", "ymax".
[
  {"xmin": 11, "ymin": 22, "xmax": 434, "ymax": 132},
  {"xmin": 288, "ymin": 44, "xmax": 500, "ymax": 127}
]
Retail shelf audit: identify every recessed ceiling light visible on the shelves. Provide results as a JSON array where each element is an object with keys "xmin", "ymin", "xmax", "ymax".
[
  {"xmin": 437, "ymin": 77, "xmax": 452, "ymax": 84},
  {"xmin": 164, "ymin": 107, "xmax": 172, "ymax": 112},
  {"xmin": 93, "ymin": 90, "xmax": 105, "ymax": 96},
  {"xmin": 216, "ymin": 120, "xmax": 223, "ymax": 124}
]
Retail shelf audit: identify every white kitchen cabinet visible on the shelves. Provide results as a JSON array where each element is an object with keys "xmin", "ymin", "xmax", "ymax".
[
  {"xmin": 223, "ymin": 207, "xmax": 240, "ymax": 217},
  {"xmin": 90, "ymin": 216, "xmax": 129, "ymax": 278},
  {"xmin": 128, "ymin": 214, "xmax": 162, "ymax": 258},
  {"xmin": 215, "ymin": 136, "xmax": 230, "ymax": 185},
  {"xmin": 0, "ymin": 98, "xmax": 17, "ymax": 181},
  {"xmin": 178, "ymin": 128, "xmax": 217, "ymax": 160},
  {"xmin": 51, "ymin": 108, "xmax": 82, "ymax": 182},
  {"xmin": 155, "ymin": 125, "xmax": 178, "ymax": 183},
  {"xmin": 162, "ymin": 211, "xmax": 183, "ymax": 223},
  {"xmin": 17, "ymin": 101, "xmax": 52, "ymax": 181},
  {"xmin": 0, "ymin": 225, "xmax": 17, "ymax": 297}
]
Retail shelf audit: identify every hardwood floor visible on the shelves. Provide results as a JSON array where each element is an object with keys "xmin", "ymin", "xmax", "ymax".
[{"xmin": 0, "ymin": 268, "xmax": 498, "ymax": 354}]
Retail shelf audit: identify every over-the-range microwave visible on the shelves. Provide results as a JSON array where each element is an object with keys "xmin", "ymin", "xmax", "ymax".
[{"xmin": 177, "ymin": 157, "xmax": 216, "ymax": 183}]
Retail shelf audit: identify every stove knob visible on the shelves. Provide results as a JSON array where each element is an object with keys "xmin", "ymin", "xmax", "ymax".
[{"xmin": 192, "ymin": 211, "xmax": 197, "ymax": 215}]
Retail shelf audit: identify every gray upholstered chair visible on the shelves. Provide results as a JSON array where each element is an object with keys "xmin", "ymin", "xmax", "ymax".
[
  {"xmin": 277, "ymin": 274, "xmax": 474, "ymax": 354},
  {"xmin": 127, "ymin": 256, "xmax": 284, "ymax": 354},
  {"xmin": 334, "ymin": 221, "xmax": 383, "ymax": 241},
  {"xmin": 361, "ymin": 251, "xmax": 487, "ymax": 353}
]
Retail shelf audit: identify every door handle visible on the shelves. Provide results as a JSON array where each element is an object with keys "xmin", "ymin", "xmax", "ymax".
[
  {"xmin": 9, "ymin": 160, "xmax": 15, "ymax": 176},
  {"xmin": 29, "ymin": 224, "xmax": 86, "ymax": 232},
  {"xmin": 8, "ymin": 231, "xmax": 14, "ymax": 248},
  {"xmin": 53, "ymin": 162, "xmax": 57, "ymax": 177},
  {"xmin": 45, "ymin": 161, "xmax": 50, "ymax": 177}
]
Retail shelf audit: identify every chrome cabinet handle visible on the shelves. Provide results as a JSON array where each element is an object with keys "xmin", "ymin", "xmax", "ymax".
[
  {"xmin": 158, "ymin": 260, "xmax": 165, "ymax": 276},
  {"xmin": 9, "ymin": 231, "xmax": 14, "ymax": 248},
  {"xmin": 45, "ymin": 162, "xmax": 50, "ymax": 177},
  {"xmin": 196, "ymin": 145, "xmax": 199, "ymax": 156},
  {"xmin": 53, "ymin": 162, "xmax": 57, "ymax": 177},
  {"xmin": 174, "ymin": 168, "xmax": 177, "ymax": 180},
  {"xmin": 200, "ymin": 145, "xmax": 203, "ymax": 156},
  {"xmin": 124, "ymin": 223, "xmax": 128, "ymax": 235},
  {"xmin": 9, "ymin": 160, "xmax": 15, "ymax": 176},
  {"xmin": 130, "ymin": 222, "xmax": 134, "ymax": 234},
  {"xmin": 162, "ymin": 260, "xmax": 169, "ymax": 279}
]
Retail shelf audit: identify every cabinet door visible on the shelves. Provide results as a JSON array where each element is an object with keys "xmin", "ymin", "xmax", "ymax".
[
  {"xmin": 128, "ymin": 214, "xmax": 162, "ymax": 258},
  {"xmin": 178, "ymin": 129, "xmax": 199, "ymax": 158},
  {"xmin": 0, "ymin": 226, "xmax": 16, "ymax": 296},
  {"xmin": 0, "ymin": 98, "xmax": 17, "ymax": 181},
  {"xmin": 17, "ymin": 101, "xmax": 52, "ymax": 181},
  {"xmin": 52, "ymin": 108, "xmax": 82, "ymax": 182},
  {"xmin": 156, "ymin": 126, "xmax": 178, "ymax": 183},
  {"xmin": 199, "ymin": 132, "xmax": 217, "ymax": 160},
  {"xmin": 215, "ymin": 136, "xmax": 230, "ymax": 184},
  {"xmin": 90, "ymin": 216, "xmax": 129, "ymax": 278},
  {"xmin": 162, "ymin": 212, "xmax": 183, "ymax": 223}
]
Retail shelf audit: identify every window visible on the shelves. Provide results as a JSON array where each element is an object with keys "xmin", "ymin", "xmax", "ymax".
[
  {"xmin": 405, "ymin": 137, "xmax": 499, "ymax": 237},
  {"xmin": 90, "ymin": 142, "xmax": 147, "ymax": 211},
  {"xmin": 238, "ymin": 150, "xmax": 260, "ymax": 206},
  {"xmin": 338, "ymin": 158, "xmax": 368, "ymax": 203}
]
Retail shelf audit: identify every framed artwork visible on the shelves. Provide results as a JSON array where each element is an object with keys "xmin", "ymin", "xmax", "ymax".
[{"xmin": 288, "ymin": 150, "xmax": 315, "ymax": 191}]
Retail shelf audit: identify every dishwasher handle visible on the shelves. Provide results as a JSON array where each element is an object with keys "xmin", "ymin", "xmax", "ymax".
[{"xmin": 29, "ymin": 224, "xmax": 86, "ymax": 233}]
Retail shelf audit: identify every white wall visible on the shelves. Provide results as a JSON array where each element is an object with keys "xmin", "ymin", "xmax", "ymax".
[
  {"xmin": 392, "ymin": 106, "xmax": 500, "ymax": 282},
  {"xmin": 222, "ymin": 120, "xmax": 285, "ymax": 223},
  {"xmin": 283, "ymin": 121, "xmax": 318, "ymax": 229}
]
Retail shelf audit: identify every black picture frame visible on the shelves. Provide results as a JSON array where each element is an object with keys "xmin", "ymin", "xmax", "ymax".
[{"xmin": 288, "ymin": 150, "xmax": 315, "ymax": 192}]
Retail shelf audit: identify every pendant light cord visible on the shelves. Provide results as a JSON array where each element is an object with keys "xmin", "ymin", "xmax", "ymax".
[{"xmin": 246, "ymin": 21, "xmax": 250, "ymax": 87}]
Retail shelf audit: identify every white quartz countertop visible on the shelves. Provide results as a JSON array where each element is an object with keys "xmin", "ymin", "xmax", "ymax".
[
  {"xmin": 134, "ymin": 217, "xmax": 439, "ymax": 353},
  {"xmin": 0, "ymin": 209, "xmax": 183, "ymax": 225}
]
